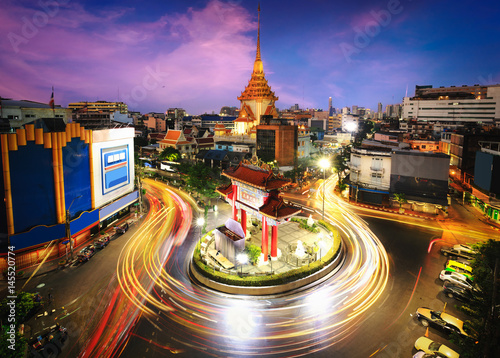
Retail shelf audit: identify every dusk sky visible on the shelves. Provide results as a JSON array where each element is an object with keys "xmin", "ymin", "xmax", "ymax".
[{"xmin": 1, "ymin": 0, "xmax": 499, "ymax": 115}]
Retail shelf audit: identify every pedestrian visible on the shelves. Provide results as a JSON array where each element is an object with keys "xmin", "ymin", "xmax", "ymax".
[{"xmin": 48, "ymin": 292, "xmax": 53, "ymax": 304}]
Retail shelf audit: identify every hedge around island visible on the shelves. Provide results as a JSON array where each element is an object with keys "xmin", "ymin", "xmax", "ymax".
[{"xmin": 192, "ymin": 219, "xmax": 342, "ymax": 287}]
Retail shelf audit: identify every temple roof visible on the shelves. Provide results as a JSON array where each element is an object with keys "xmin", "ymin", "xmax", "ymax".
[
  {"xmin": 222, "ymin": 163, "xmax": 290, "ymax": 191},
  {"xmin": 216, "ymin": 183, "xmax": 233, "ymax": 197},
  {"xmin": 259, "ymin": 192, "xmax": 301, "ymax": 220}
]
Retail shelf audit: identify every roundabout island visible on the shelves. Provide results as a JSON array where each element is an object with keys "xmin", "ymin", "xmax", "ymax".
[{"xmin": 189, "ymin": 162, "xmax": 345, "ymax": 295}]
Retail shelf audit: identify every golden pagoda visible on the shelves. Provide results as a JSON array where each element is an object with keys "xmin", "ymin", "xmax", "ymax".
[{"xmin": 234, "ymin": 4, "xmax": 279, "ymax": 136}]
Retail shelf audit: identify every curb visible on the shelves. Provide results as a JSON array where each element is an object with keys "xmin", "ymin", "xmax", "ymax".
[
  {"xmin": 189, "ymin": 242, "xmax": 346, "ymax": 296},
  {"xmin": 354, "ymin": 202, "xmax": 437, "ymax": 220}
]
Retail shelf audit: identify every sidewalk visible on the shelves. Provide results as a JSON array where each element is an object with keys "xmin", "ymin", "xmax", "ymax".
[
  {"xmin": 346, "ymin": 200, "xmax": 440, "ymax": 221},
  {"xmin": 0, "ymin": 211, "xmax": 145, "ymax": 291}
]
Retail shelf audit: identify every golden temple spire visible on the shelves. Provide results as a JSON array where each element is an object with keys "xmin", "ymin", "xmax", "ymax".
[
  {"xmin": 256, "ymin": 3, "xmax": 261, "ymax": 61},
  {"xmin": 238, "ymin": 2, "xmax": 278, "ymax": 103},
  {"xmin": 253, "ymin": 4, "xmax": 263, "ymax": 74}
]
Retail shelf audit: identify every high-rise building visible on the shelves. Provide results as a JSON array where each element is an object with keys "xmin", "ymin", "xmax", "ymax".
[{"xmin": 403, "ymin": 84, "xmax": 500, "ymax": 123}]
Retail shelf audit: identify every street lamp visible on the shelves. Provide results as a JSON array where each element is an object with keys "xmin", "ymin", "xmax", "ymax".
[
  {"xmin": 237, "ymin": 253, "xmax": 248, "ymax": 275},
  {"xmin": 197, "ymin": 217, "xmax": 205, "ymax": 247},
  {"xmin": 319, "ymin": 158, "xmax": 330, "ymax": 220},
  {"xmin": 66, "ymin": 195, "xmax": 82, "ymax": 260}
]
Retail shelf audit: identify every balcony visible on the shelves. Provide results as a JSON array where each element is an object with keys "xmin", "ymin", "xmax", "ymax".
[
  {"xmin": 349, "ymin": 163, "xmax": 361, "ymax": 172},
  {"xmin": 370, "ymin": 167, "xmax": 385, "ymax": 173}
]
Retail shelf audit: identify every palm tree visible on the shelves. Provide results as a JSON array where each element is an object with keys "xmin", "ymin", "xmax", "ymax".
[{"xmin": 393, "ymin": 193, "xmax": 407, "ymax": 212}]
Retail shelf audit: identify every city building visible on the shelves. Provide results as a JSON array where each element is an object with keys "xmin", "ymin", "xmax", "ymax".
[
  {"xmin": 297, "ymin": 125, "xmax": 312, "ymax": 159},
  {"xmin": 341, "ymin": 113, "xmax": 360, "ymax": 132},
  {"xmin": 0, "ymin": 124, "xmax": 137, "ymax": 268},
  {"xmin": 450, "ymin": 132, "xmax": 500, "ymax": 183},
  {"xmin": 158, "ymin": 129, "xmax": 196, "ymax": 158},
  {"xmin": 0, "ymin": 99, "xmax": 72, "ymax": 130},
  {"xmin": 68, "ymin": 100, "xmax": 128, "ymax": 114},
  {"xmin": 220, "ymin": 106, "xmax": 239, "ymax": 116},
  {"xmin": 349, "ymin": 145, "xmax": 392, "ymax": 205},
  {"xmin": 348, "ymin": 139, "xmax": 450, "ymax": 212},
  {"xmin": 474, "ymin": 141, "xmax": 500, "ymax": 198},
  {"xmin": 73, "ymin": 111, "xmax": 113, "ymax": 129},
  {"xmin": 390, "ymin": 150, "xmax": 450, "ymax": 211},
  {"xmin": 257, "ymin": 117, "xmax": 298, "ymax": 166},
  {"xmin": 403, "ymin": 84, "xmax": 500, "ymax": 123}
]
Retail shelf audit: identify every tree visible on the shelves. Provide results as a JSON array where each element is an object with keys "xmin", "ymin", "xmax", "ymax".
[
  {"xmin": 455, "ymin": 240, "xmax": 500, "ymax": 358},
  {"xmin": 332, "ymin": 153, "xmax": 347, "ymax": 191},
  {"xmin": 393, "ymin": 193, "xmax": 407, "ymax": 209},
  {"xmin": 185, "ymin": 163, "xmax": 219, "ymax": 200},
  {"xmin": 0, "ymin": 326, "xmax": 26, "ymax": 358},
  {"xmin": 159, "ymin": 147, "xmax": 181, "ymax": 162}
]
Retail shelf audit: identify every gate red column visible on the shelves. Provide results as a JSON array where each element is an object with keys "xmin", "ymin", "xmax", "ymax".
[
  {"xmin": 271, "ymin": 224, "xmax": 278, "ymax": 259},
  {"xmin": 241, "ymin": 209, "xmax": 247, "ymax": 237},
  {"xmin": 231, "ymin": 184, "xmax": 238, "ymax": 221},
  {"xmin": 261, "ymin": 218, "xmax": 268, "ymax": 262}
]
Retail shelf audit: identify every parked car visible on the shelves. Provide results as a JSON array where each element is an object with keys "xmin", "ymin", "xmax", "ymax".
[
  {"xmin": 412, "ymin": 352, "xmax": 441, "ymax": 358},
  {"xmin": 441, "ymin": 244, "xmax": 476, "ymax": 260},
  {"xmin": 416, "ymin": 307, "xmax": 470, "ymax": 337},
  {"xmin": 443, "ymin": 282, "xmax": 474, "ymax": 303},
  {"xmin": 115, "ymin": 223, "xmax": 129, "ymax": 235},
  {"xmin": 445, "ymin": 259, "xmax": 473, "ymax": 279},
  {"xmin": 414, "ymin": 336, "xmax": 459, "ymax": 358},
  {"xmin": 77, "ymin": 249, "xmax": 91, "ymax": 262},
  {"xmin": 77, "ymin": 244, "xmax": 96, "ymax": 262},
  {"xmin": 94, "ymin": 234, "xmax": 110, "ymax": 249},
  {"xmin": 439, "ymin": 270, "xmax": 474, "ymax": 290}
]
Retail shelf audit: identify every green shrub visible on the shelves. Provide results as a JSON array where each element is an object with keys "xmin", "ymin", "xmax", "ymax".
[{"xmin": 245, "ymin": 244, "xmax": 261, "ymax": 265}]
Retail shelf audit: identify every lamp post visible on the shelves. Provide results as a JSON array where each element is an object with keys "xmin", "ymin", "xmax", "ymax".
[
  {"xmin": 66, "ymin": 195, "xmax": 82, "ymax": 260},
  {"xmin": 197, "ymin": 217, "xmax": 205, "ymax": 247},
  {"xmin": 319, "ymin": 158, "xmax": 330, "ymax": 220},
  {"xmin": 237, "ymin": 253, "xmax": 248, "ymax": 275}
]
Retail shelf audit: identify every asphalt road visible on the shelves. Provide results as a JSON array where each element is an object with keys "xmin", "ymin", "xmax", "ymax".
[
  {"xmin": 10, "ymin": 175, "xmax": 495, "ymax": 358},
  {"xmin": 117, "ymin": 178, "xmax": 462, "ymax": 358}
]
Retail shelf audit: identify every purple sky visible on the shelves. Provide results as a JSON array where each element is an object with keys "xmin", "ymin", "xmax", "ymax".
[{"xmin": 1, "ymin": 0, "xmax": 499, "ymax": 115}]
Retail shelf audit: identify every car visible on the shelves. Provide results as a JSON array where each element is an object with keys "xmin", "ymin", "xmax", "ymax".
[
  {"xmin": 416, "ymin": 307, "xmax": 470, "ymax": 337},
  {"xmin": 445, "ymin": 259, "xmax": 473, "ymax": 280},
  {"xmin": 115, "ymin": 223, "xmax": 129, "ymax": 235},
  {"xmin": 84, "ymin": 244, "xmax": 96, "ymax": 257},
  {"xmin": 441, "ymin": 244, "xmax": 476, "ymax": 260},
  {"xmin": 412, "ymin": 352, "xmax": 441, "ymax": 358},
  {"xmin": 94, "ymin": 234, "xmax": 110, "ymax": 249},
  {"xmin": 77, "ymin": 244, "xmax": 96, "ymax": 262},
  {"xmin": 443, "ymin": 282, "xmax": 473, "ymax": 303},
  {"xmin": 77, "ymin": 249, "xmax": 91, "ymax": 262},
  {"xmin": 414, "ymin": 336, "xmax": 459, "ymax": 358},
  {"xmin": 439, "ymin": 270, "xmax": 474, "ymax": 290}
]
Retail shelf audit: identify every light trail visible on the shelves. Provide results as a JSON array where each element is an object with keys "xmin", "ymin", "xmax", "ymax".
[{"xmin": 82, "ymin": 176, "xmax": 390, "ymax": 357}]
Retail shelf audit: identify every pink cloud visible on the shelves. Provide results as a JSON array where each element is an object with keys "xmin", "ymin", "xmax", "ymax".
[{"xmin": 0, "ymin": 0, "xmax": 259, "ymax": 114}]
